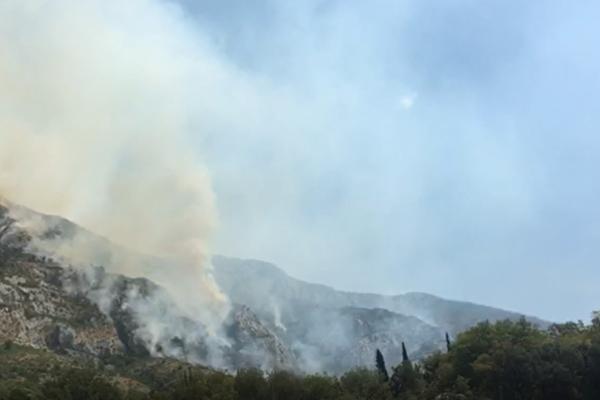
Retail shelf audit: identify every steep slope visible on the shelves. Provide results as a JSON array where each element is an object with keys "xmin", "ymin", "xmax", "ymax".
[
  {"xmin": 0, "ymin": 203, "xmax": 123, "ymax": 357},
  {"xmin": 0, "ymin": 202, "xmax": 296, "ymax": 371},
  {"xmin": 1, "ymin": 200, "xmax": 549, "ymax": 374},
  {"xmin": 213, "ymin": 257, "xmax": 548, "ymax": 366},
  {"xmin": 272, "ymin": 304, "xmax": 444, "ymax": 373}
]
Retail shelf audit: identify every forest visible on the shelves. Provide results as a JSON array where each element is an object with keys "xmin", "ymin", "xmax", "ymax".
[{"xmin": 2, "ymin": 313, "xmax": 600, "ymax": 400}]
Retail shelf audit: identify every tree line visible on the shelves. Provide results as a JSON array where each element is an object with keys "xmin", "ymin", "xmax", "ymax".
[{"xmin": 2, "ymin": 313, "xmax": 600, "ymax": 400}]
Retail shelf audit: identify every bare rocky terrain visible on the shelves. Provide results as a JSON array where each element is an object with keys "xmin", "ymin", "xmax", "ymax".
[
  {"xmin": 212, "ymin": 256, "xmax": 549, "ymax": 372},
  {"xmin": 0, "ymin": 201, "xmax": 295, "ymax": 372}
]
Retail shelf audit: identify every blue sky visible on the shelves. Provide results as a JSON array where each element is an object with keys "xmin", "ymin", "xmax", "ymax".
[{"xmin": 173, "ymin": 0, "xmax": 600, "ymax": 322}]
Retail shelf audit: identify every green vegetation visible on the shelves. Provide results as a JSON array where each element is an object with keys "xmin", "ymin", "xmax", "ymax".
[{"xmin": 2, "ymin": 314, "xmax": 600, "ymax": 399}]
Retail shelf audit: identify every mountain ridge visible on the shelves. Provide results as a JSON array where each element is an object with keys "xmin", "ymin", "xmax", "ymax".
[
  {"xmin": 212, "ymin": 256, "xmax": 550, "ymax": 336},
  {"xmin": 0, "ymin": 201, "xmax": 297, "ymax": 372},
  {"xmin": 1, "ymin": 200, "xmax": 550, "ymax": 374}
]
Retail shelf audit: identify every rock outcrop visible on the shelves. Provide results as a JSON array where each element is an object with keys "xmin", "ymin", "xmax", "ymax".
[{"xmin": 0, "ymin": 201, "xmax": 296, "ymax": 371}]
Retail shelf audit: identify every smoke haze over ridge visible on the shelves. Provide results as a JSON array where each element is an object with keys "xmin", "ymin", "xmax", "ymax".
[
  {"xmin": 0, "ymin": 0, "xmax": 231, "ymax": 325},
  {"xmin": 1, "ymin": 0, "xmax": 599, "ymax": 324}
]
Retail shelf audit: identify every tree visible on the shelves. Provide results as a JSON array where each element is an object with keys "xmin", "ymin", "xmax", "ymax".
[
  {"xmin": 376, "ymin": 349, "xmax": 389, "ymax": 382},
  {"xmin": 41, "ymin": 368, "xmax": 123, "ymax": 400},
  {"xmin": 234, "ymin": 368, "xmax": 268, "ymax": 400},
  {"xmin": 340, "ymin": 368, "xmax": 392, "ymax": 400},
  {"xmin": 301, "ymin": 375, "xmax": 341, "ymax": 400},
  {"xmin": 170, "ymin": 370, "xmax": 235, "ymax": 400},
  {"xmin": 592, "ymin": 311, "xmax": 600, "ymax": 329},
  {"xmin": 401, "ymin": 342, "xmax": 410, "ymax": 364},
  {"xmin": 445, "ymin": 333, "xmax": 452, "ymax": 352},
  {"xmin": 267, "ymin": 370, "xmax": 303, "ymax": 400},
  {"xmin": 389, "ymin": 342, "xmax": 422, "ymax": 398}
]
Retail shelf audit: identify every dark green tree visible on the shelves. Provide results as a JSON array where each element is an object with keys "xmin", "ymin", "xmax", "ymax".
[
  {"xmin": 389, "ymin": 342, "xmax": 422, "ymax": 398},
  {"xmin": 170, "ymin": 370, "xmax": 235, "ymax": 400},
  {"xmin": 401, "ymin": 342, "xmax": 410, "ymax": 364},
  {"xmin": 376, "ymin": 349, "xmax": 389, "ymax": 382},
  {"xmin": 445, "ymin": 332, "xmax": 452, "ymax": 352},
  {"xmin": 41, "ymin": 368, "xmax": 123, "ymax": 400},
  {"xmin": 234, "ymin": 368, "xmax": 268, "ymax": 400},
  {"xmin": 267, "ymin": 370, "xmax": 303, "ymax": 400},
  {"xmin": 301, "ymin": 375, "xmax": 342, "ymax": 400},
  {"xmin": 340, "ymin": 368, "xmax": 393, "ymax": 400}
]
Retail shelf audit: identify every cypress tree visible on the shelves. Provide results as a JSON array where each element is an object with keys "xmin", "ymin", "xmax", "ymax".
[
  {"xmin": 391, "ymin": 343, "xmax": 414, "ymax": 397},
  {"xmin": 445, "ymin": 332, "xmax": 452, "ymax": 352},
  {"xmin": 401, "ymin": 342, "xmax": 409, "ymax": 364},
  {"xmin": 375, "ymin": 349, "xmax": 389, "ymax": 382}
]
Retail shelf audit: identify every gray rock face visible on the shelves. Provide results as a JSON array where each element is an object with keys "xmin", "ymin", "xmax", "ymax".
[
  {"xmin": 0, "ymin": 201, "xmax": 295, "ymax": 371},
  {"xmin": 223, "ymin": 304, "xmax": 296, "ymax": 371},
  {"xmin": 1, "ymin": 205, "xmax": 125, "ymax": 358},
  {"xmin": 336, "ymin": 307, "xmax": 442, "ymax": 368},
  {"xmin": 0, "ymin": 262, "xmax": 125, "ymax": 358},
  {"xmin": 212, "ymin": 256, "xmax": 550, "ymax": 372}
]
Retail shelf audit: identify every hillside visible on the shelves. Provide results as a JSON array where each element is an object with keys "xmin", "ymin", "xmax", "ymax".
[
  {"xmin": 1, "ymin": 200, "xmax": 549, "ymax": 374},
  {"xmin": 0, "ymin": 201, "xmax": 296, "ymax": 372},
  {"xmin": 212, "ymin": 256, "xmax": 549, "ymax": 334}
]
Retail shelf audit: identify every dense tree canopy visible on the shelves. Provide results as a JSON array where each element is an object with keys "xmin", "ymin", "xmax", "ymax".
[{"xmin": 2, "ymin": 313, "xmax": 600, "ymax": 400}]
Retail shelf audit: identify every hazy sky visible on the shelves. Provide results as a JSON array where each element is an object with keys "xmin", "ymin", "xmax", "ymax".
[{"xmin": 172, "ymin": 0, "xmax": 600, "ymax": 322}]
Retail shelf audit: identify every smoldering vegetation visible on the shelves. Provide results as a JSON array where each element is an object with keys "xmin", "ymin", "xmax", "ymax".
[
  {"xmin": 0, "ymin": 0, "xmax": 228, "ymax": 339},
  {"xmin": 1, "ymin": 199, "xmax": 439, "ymax": 373},
  {"xmin": 3, "ymin": 197, "xmax": 423, "ymax": 372},
  {"xmin": 1, "ymin": 199, "xmax": 296, "ymax": 372},
  {"xmin": 2, "ymin": 200, "xmax": 549, "ymax": 375}
]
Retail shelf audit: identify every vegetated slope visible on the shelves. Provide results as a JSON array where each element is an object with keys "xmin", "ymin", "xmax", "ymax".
[
  {"xmin": 0, "ymin": 199, "xmax": 549, "ymax": 375},
  {"xmin": 0, "ymin": 201, "xmax": 296, "ymax": 372}
]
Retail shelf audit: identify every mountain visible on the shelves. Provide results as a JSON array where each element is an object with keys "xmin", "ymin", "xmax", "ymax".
[
  {"xmin": 0, "ymin": 201, "xmax": 296, "ymax": 372},
  {"xmin": 212, "ymin": 256, "xmax": 548, "ymax": 335},
  {"xmin": 212, "ymin": 256, "xmax": 550, "ymax": 372},
  {"xmin": 1, "ymin": 200, "xmax": 549, "ymax": 374}
]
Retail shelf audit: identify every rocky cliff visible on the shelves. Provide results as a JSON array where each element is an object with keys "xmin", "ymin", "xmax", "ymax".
[
  {"xmin": 0, "ymin": 202, "xmax": 296, "ymax": 371},
  {"xmin": 212, "ymin": 256, "xmax": 550, "ymax": 372}
]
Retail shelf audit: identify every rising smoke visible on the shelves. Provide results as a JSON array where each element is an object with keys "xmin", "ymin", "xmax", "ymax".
[{"xmin": 0, "ymin": 0, "xmax": 230, "ymax": 333}]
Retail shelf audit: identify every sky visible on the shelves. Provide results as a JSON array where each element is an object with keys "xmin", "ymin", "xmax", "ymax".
[
  {"xmin": 166, "ymin": 0, "xmax": 600, "ymax": 323},
  {"xmin": 3, "ymin": 0, "xmax": 597, "ymax": 323}
]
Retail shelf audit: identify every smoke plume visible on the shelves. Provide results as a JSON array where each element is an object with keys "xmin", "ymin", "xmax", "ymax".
[{"xmin": 0, "ymin": 1, "xmax": 228, "ymax": 327}]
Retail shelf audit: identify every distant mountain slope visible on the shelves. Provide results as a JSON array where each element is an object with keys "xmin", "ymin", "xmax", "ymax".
[
  {"xmin": 212, "ymin": 256, "xmax": 550, "ymax": 337},
  {"xmin": 275, "ymin": 303, "xmax": 444, "ymax": 373}
]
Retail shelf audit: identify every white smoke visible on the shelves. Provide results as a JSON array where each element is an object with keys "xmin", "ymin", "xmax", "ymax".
[{"xmin": 0, "ymin": 0, "xmax": 232, "ymax": 333}]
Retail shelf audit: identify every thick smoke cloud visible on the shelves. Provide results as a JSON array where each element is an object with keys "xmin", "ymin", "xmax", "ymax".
[
  {"xmin": 2, "ymin": 0, "xmax": 599, "ymax": 331},
  {"xmin": 0, "ymin": 0, "xmax": 231, "ymax": 325}
]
